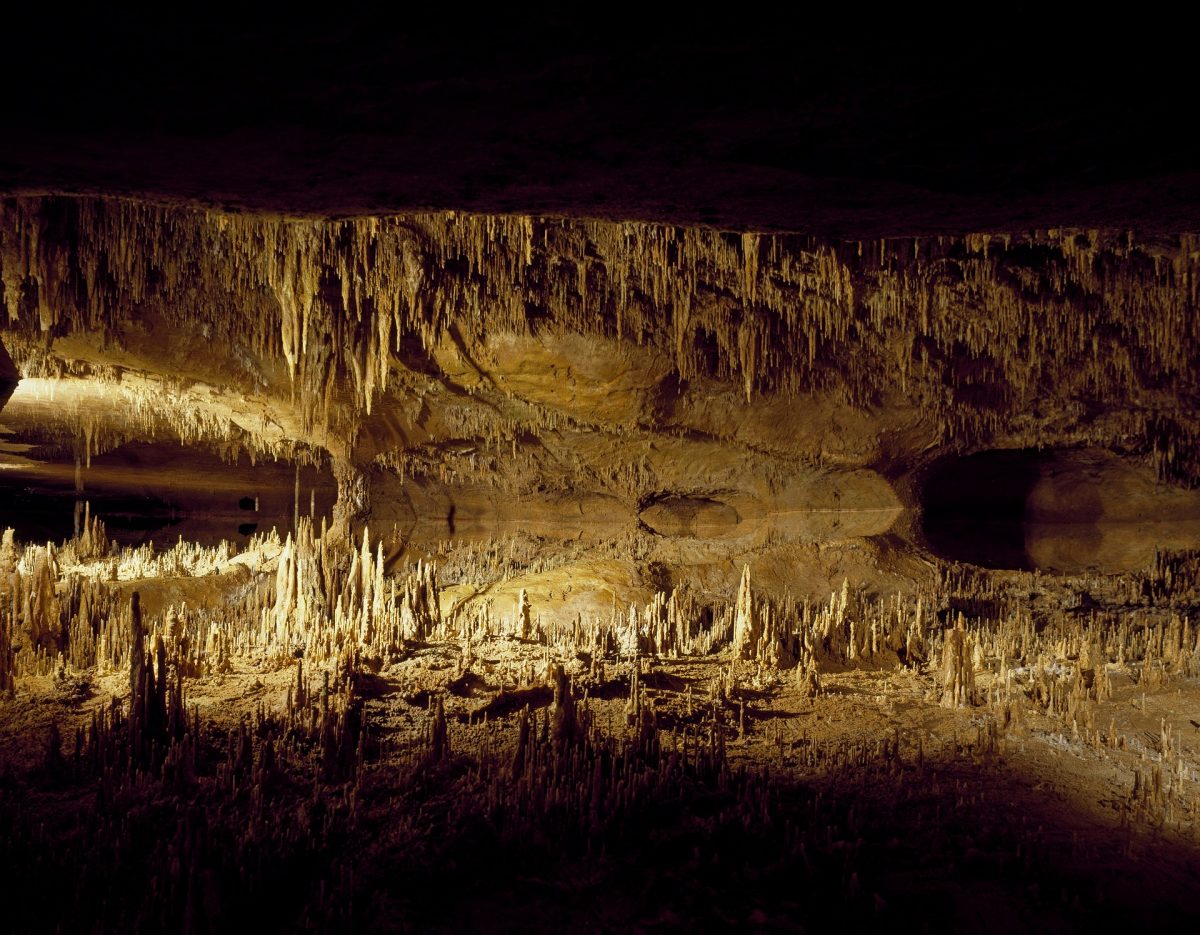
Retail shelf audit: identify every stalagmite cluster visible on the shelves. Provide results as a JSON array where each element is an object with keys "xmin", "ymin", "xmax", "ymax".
[{"xmin": 0, "ymin": 494, "xmax": 1198, "ymax": 923}]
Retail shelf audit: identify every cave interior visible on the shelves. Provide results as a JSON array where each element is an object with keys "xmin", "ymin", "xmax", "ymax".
[{"xmin": 1, "ymin": 14, "xmax": 1199, "ymax": 933}]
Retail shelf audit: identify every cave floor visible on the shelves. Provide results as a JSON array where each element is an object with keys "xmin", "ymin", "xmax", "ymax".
[{"xmin": 2, "ymin": 531, "xmax": 1199, "ymax": 932}]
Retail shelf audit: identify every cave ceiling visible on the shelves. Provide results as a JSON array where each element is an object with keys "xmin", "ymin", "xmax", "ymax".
[{"xmin": 1, "ymin": 198, "xmax": 1198, "ymax": 609}]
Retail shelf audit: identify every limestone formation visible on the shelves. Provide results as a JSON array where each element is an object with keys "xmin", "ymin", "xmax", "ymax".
[{"xmin": 1, "ymin": 194, "xmax": 1199, "ymax": 931}]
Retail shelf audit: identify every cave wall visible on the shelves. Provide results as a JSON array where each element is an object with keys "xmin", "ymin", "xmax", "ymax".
[
  {"xmin": 1, "ymin": 197, "xmax": 1196, "ymax": 465},
  {"xmin": 1, "ymin": 196, "xmax": 1197, "ymax": 599}
]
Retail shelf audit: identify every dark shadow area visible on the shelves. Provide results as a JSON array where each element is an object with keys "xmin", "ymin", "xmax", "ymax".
[
  {"xmin": 0, "ymin": 339, "xmax": 17, "ymax": 417},
  {"xmin": 1, "ymin": 11, "xmax": 1198, "ymax": 234},
  {"xmin": 0, "ymin": 484, "xmax": 178, "ymax": 544},
  {"xmin": 920, "ymin": 449, "xmax": 1200, "ymax": 573},
  {"xmin": 19, "ymin": 715, "xmax": 1198, "ymax": 934},
  {"xmin": 0, "ymin": 439, "xmax": 336, "ymax": 547},
  {"xmin": 920, "ymin": 449, "xmax": 1052, "ymax": 570},
  {"xmin": 0, "ymin": 380, "xmax": 15, "ymax": 419}
]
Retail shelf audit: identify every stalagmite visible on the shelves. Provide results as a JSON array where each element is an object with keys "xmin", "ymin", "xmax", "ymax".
[
  {"xmin": 940, "ymin": 622, "xmax": 976, "ymax": 708},
  {"xmin": 516, "ymin": 587, "xmax": 532, "ymax": 641},
  {"xmin": 732, "ymin": 564, "xmax": 758, "ymax": 660}
]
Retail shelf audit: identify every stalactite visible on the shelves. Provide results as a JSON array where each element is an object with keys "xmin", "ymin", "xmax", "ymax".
[{"xmin": 1, "ymin": 197, "xmax": 1196, "ymax": 473}]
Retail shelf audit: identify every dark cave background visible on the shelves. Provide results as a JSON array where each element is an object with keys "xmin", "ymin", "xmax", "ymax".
[{"xmin": 3, "ymin": 7, "xmax": 1197, "ymax": 234}]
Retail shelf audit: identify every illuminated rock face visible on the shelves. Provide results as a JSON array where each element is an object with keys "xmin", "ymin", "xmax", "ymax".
[{"xmin": 1, "ymin": 196, "xmax": 1198, "ymax": 596}]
